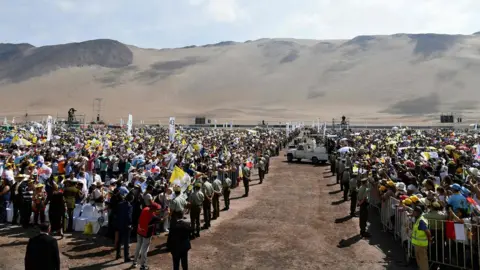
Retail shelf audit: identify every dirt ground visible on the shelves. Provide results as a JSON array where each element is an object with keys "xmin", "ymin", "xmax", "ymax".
[{"xmin": 0, "ymin": 154, "xmax": 415, "ymax": 270}]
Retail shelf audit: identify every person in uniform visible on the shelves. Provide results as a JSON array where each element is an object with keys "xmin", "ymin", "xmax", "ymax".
[
  {"xmin": 338, "ymin": 159, "xmax": 345, "ymax": 191},
  {"xmin": 349, "ymin": 172, "xmax": 358, "ymax": 217},
  {"xmin": 211, "ymin": 178, "xmax": 222, "ymax": 219},
  {"xmin": 345, "ymin": 154, "xmax": 353, "ymax": 174},
  {"xmin": 19, "ymin": 178, "xmax": 34, "ymax": 228},
  {"xmin": 357, "ymin": 178, "xmax": 370, "ymax": 238},
  {"xmin": 330, "ymin": 153, "xmax": 336, "ymax": 176},
  {"xmin": 11, "ymin": 174, "xmax": 28, "ymax": 225},
  {"xmin": 335, "ymin": 157, "xmax": 342, "ymax": 184},
  {"xmin": 201, "ymin": 177, "xmax": 213, "ymax": 229},
  {"xmin": 410, "ymin": 205, "xmax": 431, "ymax": 270},
  {"xmin": 258, "ymin": 155, "xmax": 266, "ymax": 184},
  {"xmin": 169, "ymin": 185, "xmax": 186, "ymax": 226},
  {"xmin": 188, "ymin": 182, "xmax": 204, "ymax": 238},
  {"xmin": 242, "ymin": 163, "xmax": 251, "ymax": 197},
  {"xmin": 264, "ymin": 151, "xmax": 270, "ymax": 174},
  {"xmin": 341, "ymin": 167, "xmax": 351, "ymax": 201},
  {"xmin": 222, "ymin": 177, "xmax": 232, "ymax": 211}
]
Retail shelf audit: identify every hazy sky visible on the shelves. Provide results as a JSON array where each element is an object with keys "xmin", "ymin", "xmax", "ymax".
[{"xmin": 2, "ymin": 0, "xmax": 480, "ymax": 48}]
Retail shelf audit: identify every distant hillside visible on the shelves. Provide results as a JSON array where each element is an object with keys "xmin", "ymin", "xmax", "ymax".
[
  {"xmin": 0, "ymin": 39, "xmax": 132, "ymax": 82},
  {"xmin": 1, "ymin": 34, "xmax": 480, "ymax": 124}
]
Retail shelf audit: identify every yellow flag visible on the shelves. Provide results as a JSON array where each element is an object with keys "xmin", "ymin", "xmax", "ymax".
[
  {"xmin": 182, "ymin": 139, "xmax": 187, "ymax": 146},
  {"xmin": 11, "ymin": 135, "xmax": 19, "ymax": 144},
  {"xmin": 169, "ymin": 166, "xmax": 185, "ymax": 183}
]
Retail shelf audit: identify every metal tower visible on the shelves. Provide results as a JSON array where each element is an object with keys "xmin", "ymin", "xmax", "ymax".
[{"xmin": 92, "ymin": 98, "xmax": 104, "ymax": 123}]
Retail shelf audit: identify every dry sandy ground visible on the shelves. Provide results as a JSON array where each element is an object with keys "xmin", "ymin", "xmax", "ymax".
[{"xmin": 0, "ymin": 154, "xmax": 415, "ymax": 270}]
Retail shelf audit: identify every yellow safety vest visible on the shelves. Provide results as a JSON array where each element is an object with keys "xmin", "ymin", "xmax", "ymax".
[{"xmin": 411, "ymin": 216, "xmax": 429, "ymax": 247}]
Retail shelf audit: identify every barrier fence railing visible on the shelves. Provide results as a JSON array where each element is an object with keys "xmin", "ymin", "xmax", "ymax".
[{"xmin": 371, "ymin": 194, "xmax": 480, "ymax": 269}]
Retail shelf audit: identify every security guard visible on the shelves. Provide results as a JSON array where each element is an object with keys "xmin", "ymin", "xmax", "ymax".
[
  {"xmin": 201, "ymin": 177, "xmax": 213, "ymax": 229},
  {"xmin": 11, "ymin": 174, "xmax": 28, "ymax": 225},
  {"xmin": 188, "ymin": 182, "xmax": 204, "ymax": 238},
  {"xmin": 264, "ymin": 151, "xmax": 270, "ymax": 174},
  {"xmin": 170, "ymin": 185, "xmax": 187, "ymax": 225},
  {"xmin": 222, "ymin": 177, "xmax": 232, "ymax": 211},
  {"xmin": 357, "ymin": 178, "xmax": 370, "ymax": 238},
  {"xmin": 18, "ymin": 177, "xmax": 34, "ymax": 228},
  {"xmin": 330, "ymin": 153, "xmax": 336, "ymax": 176},
  {"xmin": 411, "ymin": 206, "xmax": 431, "ymax": 270},
  {"xmin": 341, "ymin": 167, "xmax": 351, "ymax": 201},
  {"xmin": 242, "ymin": 162, "xmax": 251, "ymax": 197},
  {"xmin": 258, "ymin": 155, "xmax": 266, "ymax": 184},
  {"xmin": 212, "ymin": 178, "xmax": 222, "ymax": 219},
  {"xmin": 338, "ymin": 159, "xmax": 345, "ymax": 191},
  {"xmin": 349, "ymin": 172, "xmax": 358, "ymax": 217}
]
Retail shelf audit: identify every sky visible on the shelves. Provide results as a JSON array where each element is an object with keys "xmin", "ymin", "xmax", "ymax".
[{"xmin": 1, "ymin": 0, "xmax": 480, "ymax": 49}]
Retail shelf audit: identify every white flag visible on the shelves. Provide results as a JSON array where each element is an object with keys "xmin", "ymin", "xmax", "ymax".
[
  {"xmin": 3, "ymin": 117, "xmax": 6, "ymax": 125},
  {"xmin": 11, "ymin": 117, "xmax": 15, "ymax": 124},
  {"xmin": 286, "ymin": 122, "xmax": 290, "ymax": 137},
  {"xmin": 169, "ymin": 117, "xmax": 175, "ymax": 142},
  {"xmin": 214, "ymin": 119, "xmax": 217, "ymax": 129},
  {"xmin": 47, "ymin": 115, "xmax": 53, "ymax": 141},
  {"xmin": 127, "ymin": 114, "xmax": 133, "ymax": 136},
  {"xmin": 323, "ymin": 122, "xmax": 327, "ymax": 138}
]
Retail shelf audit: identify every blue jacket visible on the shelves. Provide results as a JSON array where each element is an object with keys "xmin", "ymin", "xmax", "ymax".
[{"xmin": 116, "ymin": 201, "xmax": 133, "ymax": 230}]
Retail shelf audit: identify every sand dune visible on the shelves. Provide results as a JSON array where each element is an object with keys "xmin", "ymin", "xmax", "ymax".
[{"xmin": 1, "ymin": 34, "xmax": 480, "ymax": 125}]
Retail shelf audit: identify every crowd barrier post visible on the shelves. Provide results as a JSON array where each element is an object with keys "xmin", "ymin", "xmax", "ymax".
[{"xmin": 400, "ymin": 212, "xmax": 480, "ymax": 269}]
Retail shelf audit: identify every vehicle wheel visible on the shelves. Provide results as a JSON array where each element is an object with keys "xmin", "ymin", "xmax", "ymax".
[
  {"xmin": 312, "ymin": 157, "xmax": 319, "ymax": 164},
  {"xmin": 287, "ymin": 154, "xmax": 293, "ymax": 162},
  {"xmin": 297, "ymin": 159, "xmax": 302, "ymax": 162},
  {"xmin": 320, "ymin": 160, "xmax": 327, "ymax": 164}
]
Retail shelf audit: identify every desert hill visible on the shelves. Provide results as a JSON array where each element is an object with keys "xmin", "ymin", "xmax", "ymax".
[{"xmin": 1, "ymin": 33, "xmax": 480, "ymax": 125}]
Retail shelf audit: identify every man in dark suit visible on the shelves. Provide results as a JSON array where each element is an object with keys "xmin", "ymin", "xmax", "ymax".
[
  {"xmin": 167, "ymin": 212, "xmax": 193, "ymax": 270},
  {"xmin": 116, "ymin": 192, "xmax": 133, "ymax": 262},
  {"xmin": 25, "ymin": 222, "xmax": 60, "ymax": 270}
]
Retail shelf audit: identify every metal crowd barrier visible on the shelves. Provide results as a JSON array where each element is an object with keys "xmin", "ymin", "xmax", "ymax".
[{"xmin": 377, "ymin": 197, "xmax": 480, "ymax": 269}]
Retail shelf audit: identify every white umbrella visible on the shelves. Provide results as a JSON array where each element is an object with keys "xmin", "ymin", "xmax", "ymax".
[{"xmin": 338, "ymin": 146, "xmax": 355, "ymax": 154}]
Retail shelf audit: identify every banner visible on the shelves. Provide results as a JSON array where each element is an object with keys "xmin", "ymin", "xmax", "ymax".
[
  {"xmin": 169, "ymin": 117, "xmax": 175, "ymax": 142},
  {"xmin": 47, "ymin": 115, "xmax": 53, "ymax": 141},
  {"xmin": 127, "ymin": 114, "xmax": 133, "ymax": 136}
]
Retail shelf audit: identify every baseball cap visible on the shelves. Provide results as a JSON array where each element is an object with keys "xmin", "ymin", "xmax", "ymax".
[
  {"xmin": 450, "ymin": 183, "xmax": 462, "ymax": 191},
  {"xmin": 119, "ymin": 186, "xmax": 129, "ymax": 197}
]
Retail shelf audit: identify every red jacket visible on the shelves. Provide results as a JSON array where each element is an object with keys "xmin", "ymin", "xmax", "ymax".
[{"xmin": 137, "ymin": 207, "xmax": 159, "ymax": 237}]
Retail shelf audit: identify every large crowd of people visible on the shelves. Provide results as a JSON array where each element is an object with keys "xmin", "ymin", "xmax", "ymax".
[
  {"xmin": 328, "ymin": 127, "xmax": 480, "ymax": 270},
  {"xmin": 8, "ymin": 121, "xmax": 480, "ymax": 269},
  {"xmin": 0, "ymin": 124, "xmax": 294, "ymax": 270}
]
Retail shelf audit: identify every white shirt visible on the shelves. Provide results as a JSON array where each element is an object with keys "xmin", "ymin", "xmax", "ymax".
[{"xmin": 78, "ymin": 177, "xmax": 88, "ymax": 195}]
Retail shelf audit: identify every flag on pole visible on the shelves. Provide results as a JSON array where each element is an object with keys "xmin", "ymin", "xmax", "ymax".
[
  {"xmin": 169, "ymin": 117, "xmax": 175, "ymax": 142},
  {"xmin": 127, "ymin": 114, "xmax": 133, "ymax": 136},
  {"xmin": 47, "ymin": 115, "xmax": 53, "ymax": 141}
]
